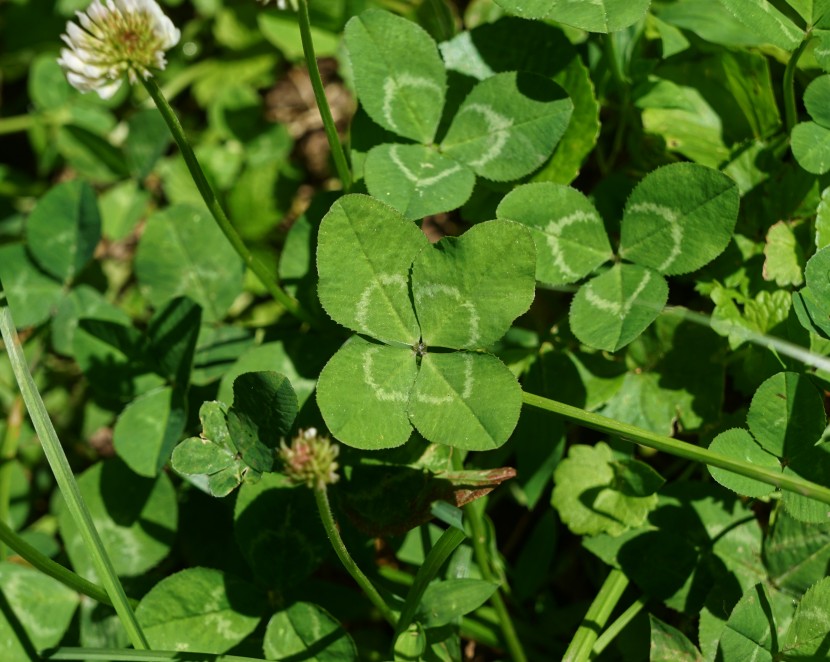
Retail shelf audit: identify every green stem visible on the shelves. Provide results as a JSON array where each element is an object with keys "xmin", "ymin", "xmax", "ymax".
[
  {"xmin": 296, "ymin": 0, "xmax": 352, "ymax": 190},
  {"xmin": 0, "ymin": 108, "xmax": 71, "ymax": 136},
  {"xmin": 0, "ymin": 518, "xmax": 134, "ymax": 608},
  {"xmin": 563, "ymin": 568, "xmax": 629, "ymax": 662},
  {"xmin": 45, "ymin": 648, "xmax": 267, "ymax": 662},
  {"xmin": 784, "ymin": 35, "xmax": 812, "ymax": 133},
  {"xmin": 591, "ymin": 597, "xmax": 647, "ymax": 656},
  {"xmin": 140, "ymin": 77, "xmax": 313, "ymax": 325},
  {"xmin": 313, "ymin": 486, "xmax": 397, "ymax": 626},
  {"xmin": 521, "ymin": 391, "xmax": 830, "ymax": 504},
  {"xmin": 0, "ymin": 396, "xmax": 22, "ymax": 561},
  {"xmin": 464, "ymin": 499, "xmax": 528, "ymax": 662},
  {"xmin": 395, "ymin": 527, "xmax": 465, "ymax": 636},
  {"xmin": 0, "ymin": 282, "xmax": 149, "ymax": 650}
]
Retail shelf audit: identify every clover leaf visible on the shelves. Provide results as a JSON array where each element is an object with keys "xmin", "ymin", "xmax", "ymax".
[
  {"xmin": 345, "ymin": 9, "xmax": 573, "ymax": 219},
  {"xmin": 497, "ymin": 163, "xmax": 739, "ymax": 351},
  {"xmin": 708, "ymin": 371, "xmax": 830, "ymax": 523},
  {"xmin": 792, "ymin": 75, "xmax": 830, "ymax": 174},
  {"xmin": 316, "ymin": 195, "xmax": 536, "ymax": 451}
]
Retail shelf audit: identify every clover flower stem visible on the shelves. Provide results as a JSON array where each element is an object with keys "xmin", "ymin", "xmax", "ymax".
[
  {"xmin": 0, "ymin": 516, "xmax": 134, "ymax": 608},
  {"xmin": 784, "ymin": 35, "xmax": 812, "ymax": 134},
  {"xmin": 296, "ymin": 0, "xmax": 353, "ymax": 191},
  {"xmin": 0, "ymin": 276, "xmax": 149, "ymax": 650},
  {"xmin": 140, "ymin": 76, "xmax": 315, "ymax": 325},
  {"xmin": 562, "ymin": 568, "xmax": 629, "ymax": 662},
  {"xmin": 521, "ymin": 390, "xmax": 830, "ymax": 504},
  {"xmin": 312, "ymin": 485, "xmax": 397, "ymax": 626},
  {"xmin": 463, "ymin": 498, "xmax": 528, "ymax": 662},
  {"xmin": 0, "ymin": 396, "xmax": 23, "ymax": 561}
]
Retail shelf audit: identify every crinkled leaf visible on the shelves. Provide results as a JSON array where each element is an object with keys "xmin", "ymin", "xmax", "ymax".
[
  {"xmin": 552, "ymin": 442, "xmax": 660, "ymax": 536},
  {"xmin": 409, "ymin": 351, "xmax": 522, "ymax": 451},
  {"xmin": 763, "ymin": 221, "xmax": 805, "ymax": 287},
  {"xmin": 496, "ymin": 182, "xmax": 612, "ymax": 285},
  {"xmin": 570, "ymin": 263, "xmax": 669, "ymax": 352},
  {"xmin": 441, "ymin": 72, "xmax": 573, "ymax": 182},
  {"xmin": 364, "ymin": 143, "xmax": 475, "ymax": 219},
  {"xmin": 746, "ymin": 371, "xmax": 826, "ymax": 459},
  {"xmin": 317, "ymin": 194, "xmax": 428, "ymax": 344},
  {"xmin": 226, "ymin": 371, "xmax": 298, "ymax": 472},
  {"xmin": 791, "ymin": 121, "xmax": 830, "ymax": 174},
  {"xmin": 317, "ymin": 337, "xmax": 416, "ymax": 450},
  {"xmin": 344, "ymin": 9, "xmax": 445, "ymax": 143},
  {"xmin": 493, "ymin": 0, "xmax": 650, "ymax": 32},
  {"xmin": 26, "ymin": 179, "xmax": 100, "ymax": 283},
  {"xmin": 412, "ymin": 220, "xmax": 536, "ymax": 349},
  {"xmin": 113, "ymin": 386, "xmax": 187, "ymax": 478},
  {"xmin": 263, "ymin": 602, "xmax": 357, "ymax": 661},
  {"xmin": 707, "ymin": 428, "xmax": 779, "ymax": 498},
  {"xmin": 619, "ymin": 163, "xmax": 740, "ymax": 276},
  {"xmin": 136, "ymin": 568, "xmax": 264, "ymax": 653}
]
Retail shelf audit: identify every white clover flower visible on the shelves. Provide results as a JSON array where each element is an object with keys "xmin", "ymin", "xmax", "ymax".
[{"xmin": 58, "ymin": 0, "xmax": 180, "ymax": 99}]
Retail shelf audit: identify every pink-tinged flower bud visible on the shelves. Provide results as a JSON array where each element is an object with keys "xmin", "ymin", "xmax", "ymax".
[
  {"xmin": 58, "ymin": 0, "xmax": 180, "ymax": 99},
  {"xmin": 278, "ymin": 428, "xmax": 340, "ymax": 490}
]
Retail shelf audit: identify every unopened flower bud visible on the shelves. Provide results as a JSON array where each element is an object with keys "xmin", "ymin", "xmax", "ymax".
[{"xmin": 278, "ymin": 428, "xmax": 340, "ymax": 490}]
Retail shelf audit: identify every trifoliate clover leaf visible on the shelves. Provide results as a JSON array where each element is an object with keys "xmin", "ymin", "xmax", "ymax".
[
  {"xmin": 316, "ymin": 194, "xmax": 536, "ymax": 451},
  {"xmin": 792, "ymin": 75, "xmax": 830, "ymax": 174}
]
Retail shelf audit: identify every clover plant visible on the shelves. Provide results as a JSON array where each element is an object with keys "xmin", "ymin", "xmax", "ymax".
[{"xmin": 7, "ymin": 0, "xmax": 830, "ymax": 661}]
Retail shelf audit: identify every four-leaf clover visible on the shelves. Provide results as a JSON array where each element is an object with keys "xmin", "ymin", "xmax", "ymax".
[{"xmin": 316, "ymin": 195, "xmax": 536, "ymax": 451}]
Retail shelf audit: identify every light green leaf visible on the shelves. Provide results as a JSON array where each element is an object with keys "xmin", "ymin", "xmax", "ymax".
[
  {"xmin": 26, "ymin": 180, "xmax": 101, "ymax": 283},
  {"xmin": 113, "ymin": 386, "xmax": 186, "ymax": 478},
  {"xmin": 394, "ymin": 623, "xmax": 427, "ymax": 661},
  {"xmin": 815, "ymin": 185, "xmax": 830, "ymax": 248},
  {"xmin": 263, "ymin": 602, "xmax": 357, "ymax": 661},
  {"xmin": 136, "ymin": 568, "xmax": 264, "ymax": 653},
  {"xmin": 551, "ymin": 442, "xmax": 659, "ymax": 536},
  {"xmin": 803, "ymin": 74, "xmax": 830, "ymax": 127},
  {"xmin": 317, "ymin": 336, "xmax": 416, "ymax": 450},
  {"xmin": 715, "ymin": 0, "xmax": 803, "ymax": 50},
  {"xmin": 415, "ymin": 579, "xmax": 498, "ymax": 628},
  {"xmin": 805, "ymin": 245, "xmax": 830, "ymax": 306},
  {"xmin": 787, "ymin": 0, "xmax": 830, "ymax": 26},
  {"xmin": 656, "ymin": 0, "xmax": 772, "ymax": 47},
  {"xmin": 570, "ymin": 264, "xmax": 669, "ymax": 352},
  {"xmin": 779, "ymin": 577, "xmax": 830, "ymax": 658},
  {"xmin": 763, "ymin": 221, "xmax": 805, "ymax": 287},
  {"xmin": 717, "ymin": 584, "xmax": 776, "ymax": 662},
  {"xmin": 707, "ymin": 428, "xmax": 779, "ymax": 498},
  {"xmin": 364, "ymin": 143, "xmax": 475, "ymax": 219},
  {"xmin": 746, "ymin": 372, "xmax": 826, "ymax": 458},
  {"xmin": 441, "ymin": 72, "xmax": 573, "ymax": 182},
  {"xmin": 409, "ymin": 351, "xmax": 522, "ymax": 451},
  {"xmin": 813, "ymin": 32, "xmax": 830, "ymax": 71},
  {"xmin": 57, "ymin": 459, "xmax": 177, "ymax": 580},
  {"xmin": 650, "ymin": 615, "xmax": 703, "ymax": 662},
  {"xmin": 134, "ymin": 204, "xmax": 244, "ymax": 322},
  {"xmin": 411, "ymin": 220, "xmax": 536, "ymax": 349},
  {"xmin": 764, "ymin": 511, "xmax": 830, "ymax": 595},
  {"xmin": 493, "ymin": 0, "xmax": 650, "ymax": 32},
  {"xmin": 496, "ymin": 182, "xmax": 612, "ymax": 286},
  {"xmin": 0, "ymin": 563, "xmax": 79, "ymax": 658},
  {"xmin": 344, "ymin": 9, "xmax": 446, "ymax": 143},
  {"xmin": 317, "ymin": 194, "xmax": 428, "ymax": 344},
  {"xmin": 258, "ymin": 14, "xmax": 340, "ymax": 60},
  {"xmin": 0, "ymin": 243, "xmax": 63, "ymax": 328},
  {"xmin": 791, "ymin": 121, "xmax": 830, "ymax": 174},
  {"xmin": 619, "ymin": 163, "xmax": 740, "ymax": 276}
]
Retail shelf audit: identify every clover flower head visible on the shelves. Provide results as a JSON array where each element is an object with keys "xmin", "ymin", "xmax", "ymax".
[
  {"xmin": 58, "ymin": 0, "xmax": 180, "ymax": 99},
  {"xmin": 258, "ymin": 0, "xmax": 297, "ymax": 11},
  {"xmin": 278, "ymin": 428, "xmax": 340, "ymax": 490}
]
